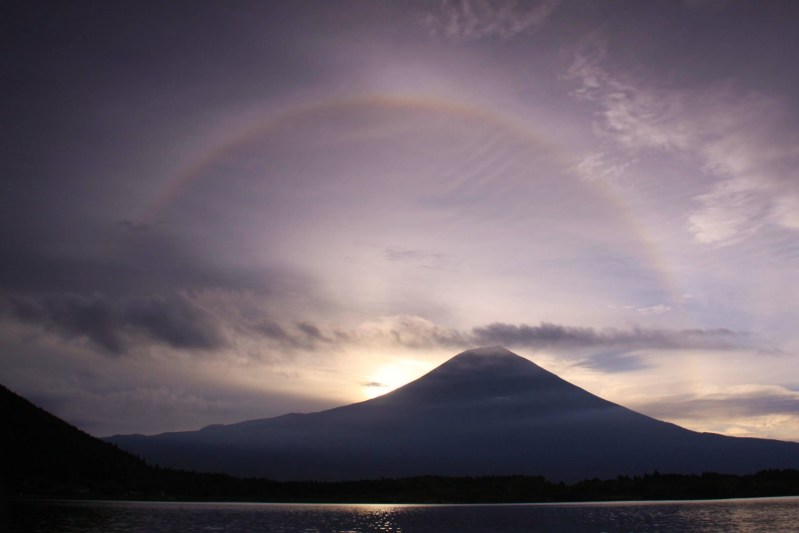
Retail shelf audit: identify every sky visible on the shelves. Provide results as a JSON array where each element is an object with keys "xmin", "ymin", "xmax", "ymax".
[{"xmin": 3, "ymin": 0, "xmax": 799, "ymax": 441}]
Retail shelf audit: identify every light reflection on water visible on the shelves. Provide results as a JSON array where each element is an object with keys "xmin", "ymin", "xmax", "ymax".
[{"xmin": 4, "ymin": 497, "xmax": 799, "ymax": 532}]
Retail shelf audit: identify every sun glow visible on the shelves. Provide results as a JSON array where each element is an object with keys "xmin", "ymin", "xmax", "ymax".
[{"xmin": 361, "ymin": 359, "xmax": 433, "ymax": 400}]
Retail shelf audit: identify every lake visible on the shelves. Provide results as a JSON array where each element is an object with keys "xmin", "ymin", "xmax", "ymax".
[{"xmin": 4, "ymin": 497, "xmax": 799, "ymax": 532}]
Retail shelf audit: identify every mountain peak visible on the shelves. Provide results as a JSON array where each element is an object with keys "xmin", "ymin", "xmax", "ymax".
[
  {"xmin": 375, "ymin": 346, "xmax": 561, "ymax": 406},
  {"xmin": 433, "ymin": 346, "xmax": 548, "ymax": 377},
  {"xmin": 453, "ymin": 345, "xmax": 518, "ymax": 358}
]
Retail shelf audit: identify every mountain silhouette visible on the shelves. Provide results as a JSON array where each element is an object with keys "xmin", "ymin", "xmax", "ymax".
[
  {"xmin": 106, "ymin": 347, "xmax": 799, "ymax": 481},
  {"xmin": 0, "ymin": 383, "xmax": 153, "ymax": 497}
]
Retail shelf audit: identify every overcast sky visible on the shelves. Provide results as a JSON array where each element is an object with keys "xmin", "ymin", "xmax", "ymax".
[{"xmin": 3, "ymin": 0, "xmax": 799, "ymax": 441}]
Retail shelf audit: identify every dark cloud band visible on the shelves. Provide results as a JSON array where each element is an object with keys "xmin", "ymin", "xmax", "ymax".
[{"xmin": 5, "ymin": 292, "xmax": 223, "ymax": 355}]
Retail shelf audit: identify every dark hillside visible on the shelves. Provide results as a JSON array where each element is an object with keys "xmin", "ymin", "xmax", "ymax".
[{"xmin": 0, "ymin": 384, "xmax": 153, "ymax": 497}]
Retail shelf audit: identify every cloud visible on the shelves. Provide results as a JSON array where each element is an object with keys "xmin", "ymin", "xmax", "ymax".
[
  {"xmin": 470, "ymin": 321, "xmax": 754, "ymax": 352},
  {"xmin": 253, "ymin": 319, "xmax": 342, "ymax": 353},
  {"xmin": 0, "ymin": 218, "xmax": 278, "ymax": 296},
  {"xmin": 249, "ymin": 316, "xmax": 770, "ymax": 375},
  {"xmin": 383, "ymin": 247, "xmax": 458, "ymax": 271},
  {"xmin": 566, "ymin": 38, "xmax": 799, "ymax": 247},
  {"xmin": 15, "ymin": 373, "xmax": 334, "ymax": 437},
  {"xmin": 575, "ymin": 151, "xmax": 634, "ymax": 183},
  {"xmin": 681, "ymin": 0, "xmax": 728, "ymax": 9},
  {"xmin": 636, "ymin": 304, "xmax": 671, "ymax": 315},
  {"xmin": 642, "ymin": 386, "xmax": 799, "ymax": 420},
  {"xmin": 688, "ymin": 178, "xmax": 770, "ymax": 244},
  {"xmin": 248, "ymin": 314, "xmax": 763, "ymax": 358},
  {"xmin": 256, "ymin": 321, "xmax": 294, "ymax": 344},
  {"xmin": 423, "ymin": 0, "xmax": 560, "ymax": 41},
  {"xmin": 574, "ymin": 351, "xmax": 652, "ymax": 373},
  {"xmin": 771, "ymin": 194, "xmax": 799, "ymax": 231},
  {"xmin": 2, "ymin": 282, "xmax": 769, "ymax": 372},
  {"xmin": 351, "ymin": 315, "xmax": 468, "ymax": 350},
  {"xmin": 627, "ymin": 385, "xmax": 799, "ymax": 441},
  {"xmin": 4, "ymin": 292, "xmax": 224, "ymax": 355}
]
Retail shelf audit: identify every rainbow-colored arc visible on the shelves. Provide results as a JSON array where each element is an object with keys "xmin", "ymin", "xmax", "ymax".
[
  {"xmin": 139, "ymin": 92, "xmax": 680, "ymax": 305},
  {"xmin": 140, "ymin": 93, "xmax": 562, "ymax": 224}
]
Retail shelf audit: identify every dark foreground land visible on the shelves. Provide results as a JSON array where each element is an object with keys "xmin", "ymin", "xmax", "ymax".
[
  {"xmin": 10, "ymin": 468, "xmax": 799, "ymax": 504},
  {"xmin": 3, "ymin": 383, "xmax": 799, "ymax": 503}
]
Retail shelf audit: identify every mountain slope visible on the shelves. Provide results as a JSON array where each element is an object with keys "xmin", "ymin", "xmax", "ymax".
[
  {"xmin": 106, "ymin": 347, "xmax": 799, "ymax": 481},
  {"xmin": 0, "ymin": 383, "xmax": 153, "ymax": 496}
]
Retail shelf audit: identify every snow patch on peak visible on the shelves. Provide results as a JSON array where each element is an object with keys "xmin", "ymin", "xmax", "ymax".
[
  {"xmin": 457, "ymin": 346, "xmax": 518, "ymax": 358},
  {"xmin": 439, "ymin": 346, "xmax": 543, "ymax": 376}
]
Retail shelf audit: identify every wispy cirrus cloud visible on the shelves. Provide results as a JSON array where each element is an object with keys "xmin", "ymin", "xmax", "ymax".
[
  {"xmin": 566, "ymin": 37, "xmax": 799, "ymax": 247},
  {"xmin": 422, "ymin": 0, "xmax": 560, "ymax": 41},
  {"xmin": 635, "ymin": 305, "xmax": 671, "ymax": 316}
]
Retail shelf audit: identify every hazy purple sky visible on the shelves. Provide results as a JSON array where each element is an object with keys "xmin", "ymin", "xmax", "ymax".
[{"xmin": 3, "ymin": 0, "xmax": 799, "ymax": 440}]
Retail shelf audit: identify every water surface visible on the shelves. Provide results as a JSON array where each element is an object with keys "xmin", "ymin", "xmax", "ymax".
[{"xmin": 5, "ymin": 497, "xmax": 799, "ymax": 532}]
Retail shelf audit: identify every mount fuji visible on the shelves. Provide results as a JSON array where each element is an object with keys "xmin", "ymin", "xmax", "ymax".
[{"xmin": 106, "ymin": 347, "xmax": 799, "ymax": 481}]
